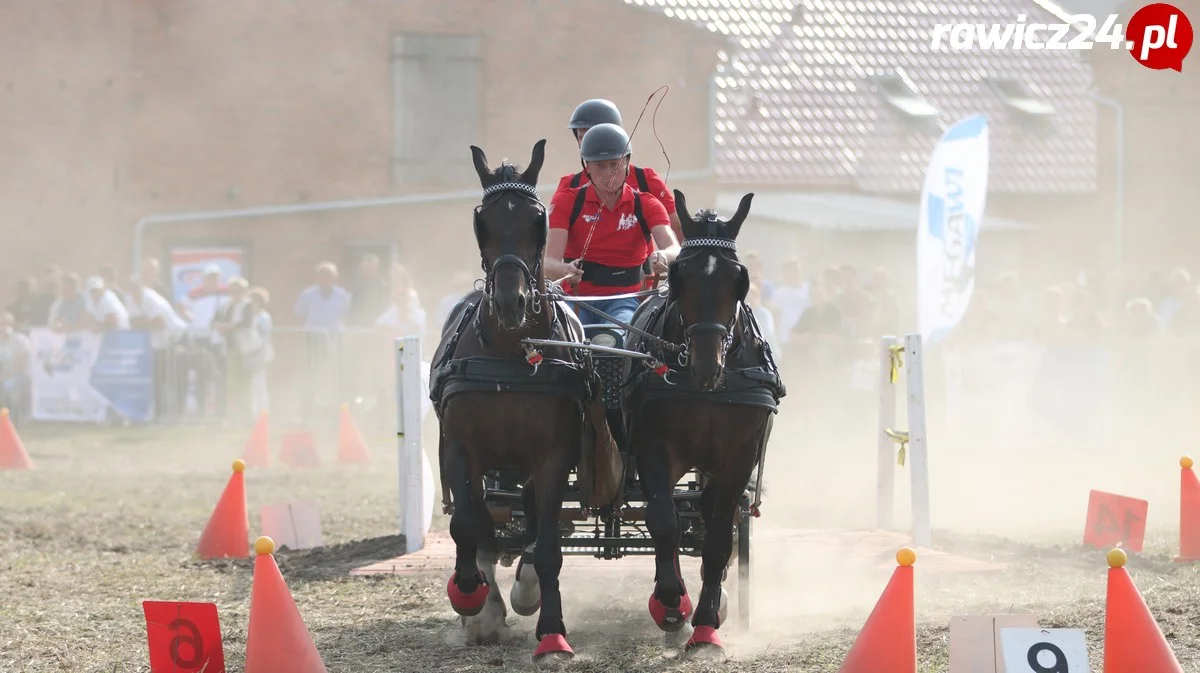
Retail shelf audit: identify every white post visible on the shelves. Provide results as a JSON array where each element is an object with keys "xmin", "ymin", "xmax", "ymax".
[
  {"xmin": 905, "ymin": 333, "xmax": 932, "ymax": 547},
  {"xmin": 397, "ymin": 335, "xmax": 427, "ymax": 554},
  {"xmin": 877, "ymin": 336, "xmax": 899, "ymax": 530}
]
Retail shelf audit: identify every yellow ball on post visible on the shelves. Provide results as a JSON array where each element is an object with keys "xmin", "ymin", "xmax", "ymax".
[
  {"xmin": 1107, "ymin": 547, "xmax": 1127, "ymax": 569},
  {"xmin": 254, "ymin": 536, "xmax": 275, "ymax": 556},
  {"xmin": 896, "ymin": 547, "xmax": 917, "ymax": 567},
  {"xmin": 232, "ymin": 459, "xmax": 246, "ymax": 473},
  {"xmin": 1181, "ymin": 456, "xmax": 1194, "ymax": 470}
]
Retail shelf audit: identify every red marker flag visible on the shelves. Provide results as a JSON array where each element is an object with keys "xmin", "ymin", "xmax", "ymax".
[{"xmin": 143, "ymin": 601, "xmax": 226, "ymax": 673}]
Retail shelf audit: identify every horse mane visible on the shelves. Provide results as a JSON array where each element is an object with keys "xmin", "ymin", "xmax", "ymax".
[{"xmin": 494, "ymin": 161, "xmax": 521, "ymax": 182}]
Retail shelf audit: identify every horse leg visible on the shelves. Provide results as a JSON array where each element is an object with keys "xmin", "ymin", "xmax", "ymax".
[
  {"xmin": 444, "ymin": 443, "xmax": 490, "ymax": 617},
  {"xmin": 641, "ymin": 446, "xmax": 692, "ymax": 633},
  {"xmin": 530, "ymin": 458, "xmax": 575, "ymax": 663},
  {"xmin": 510, "ymin": 476, "xmax": 541, "ymax": 617},
  {"xmin": 698, "ymin": 483, "xmax": 730, "ymax": 626},
  {"xmin": 685, "ymin": 472, "xmax": 750, "ymax": 658},
  {"xmin": 464, "ymin": 483, "xmax": 511, "ymax": 644}
]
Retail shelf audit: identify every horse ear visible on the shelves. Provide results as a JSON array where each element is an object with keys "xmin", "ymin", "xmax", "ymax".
[
  {"xmin": 727, "ymin": 192, "xmax": 754, "ymax": 240},
  {"xmin": 673, "ymin": 189, "xmax": 693, "ymax": 241},
  {"xmin": 470, "ymin": 145, "xmax": 491, "ymax": 185},
  {"xmin": 522, "ymin": 139, "xmax": 546, "ymax": 186}
]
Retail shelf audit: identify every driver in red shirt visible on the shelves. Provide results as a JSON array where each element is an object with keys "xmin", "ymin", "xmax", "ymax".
[
  {"xmin": 544, "ymin": 123, "xmax": 680, "ymax": 328},
  {"xmin": 555, "ymin": 99, "xmax": 683, "ymax": 243}
]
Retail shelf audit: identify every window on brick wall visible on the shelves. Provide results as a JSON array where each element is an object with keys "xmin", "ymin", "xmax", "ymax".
[{"xmin": 391, "ymin": 34, "xmax": 482, "ymax": 187}]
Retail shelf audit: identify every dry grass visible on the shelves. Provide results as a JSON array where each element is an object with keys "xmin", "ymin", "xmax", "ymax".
[{"xmin": 3, "ymin": 422, "xmax": 1200, "ymax": 672}]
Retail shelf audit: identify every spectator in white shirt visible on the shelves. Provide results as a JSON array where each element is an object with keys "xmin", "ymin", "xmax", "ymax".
[
  {"xmin": 127, "ymin": 276, "xmax": 187, "ymax": 418},
  {"xmin": 84, "ymin": 275, "xmax": 130, "ymax": 331},
  {"xmin": 177, "ymin": 266, "xmax": 231, "ymax": 418},
  {"xmin": 0, "ymin": 311, "xmax": 32, "ymax": 426},
  {"xmin": 180, "ymin": 266, "xmax": 228, "ymax": 341},
  {"xmin": 770, "ymin": 258, "xmax": 812, "ymax": 344},
  {"xmin": 294, "ymin": 262, "xmax": 352, "ymax": 331},
  {"xmin": 242, "ymin": 287, "xmax": 275, "ymax": 419}
]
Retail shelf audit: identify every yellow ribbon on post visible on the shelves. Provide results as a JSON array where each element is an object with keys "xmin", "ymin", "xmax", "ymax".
[
  {"xmin": 884, "ymin": 429, "xmax": 909, "ymax": 467},
  {"xmin": 888, "ymin": 344, "xmax": 904, "ymax": 384}
]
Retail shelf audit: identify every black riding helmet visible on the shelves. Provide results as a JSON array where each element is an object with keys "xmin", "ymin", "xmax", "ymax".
[
  {"xmin": 580, "ymin": 123, "xmax": 632, "ymax": 162},
  {"xmin": 568, "ymin": 99, "xmax": 623, "ymax": 131}
]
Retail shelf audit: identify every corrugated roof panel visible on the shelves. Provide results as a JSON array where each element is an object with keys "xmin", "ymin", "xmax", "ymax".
[{"xmin": 626, "ymin": 0, "xmax": 1097, "ymax": 194}]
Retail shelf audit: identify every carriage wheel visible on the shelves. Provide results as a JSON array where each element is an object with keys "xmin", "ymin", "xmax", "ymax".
[{"xmin": 736, "ymin": 497, "xmax": 752, "ymax": 631}]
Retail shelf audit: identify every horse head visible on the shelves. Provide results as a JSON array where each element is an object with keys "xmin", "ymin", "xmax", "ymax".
[
  {"xmin": 469, "ymin": 139, "xmax": 548, "ymax": 331},
  {"xmin": 666, "ymin": 189, "xmax": 753, "ymax": 391}
]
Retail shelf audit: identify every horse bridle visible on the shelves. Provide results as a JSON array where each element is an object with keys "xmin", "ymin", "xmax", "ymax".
[
  {"xmin": 672, "ymin": 235, "xmax": 743, "ymax": 367},
  {"xmin": 475, "ymin": 180, "xmax": 547, "ymax": 317}
]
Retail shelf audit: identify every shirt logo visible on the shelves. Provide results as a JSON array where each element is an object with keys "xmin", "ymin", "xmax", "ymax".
[
  {"xmin": 583, "ymin": 213, "xmax": 600, "ymax": 223},
  {"xmin": 617, "ymin": 213, "xmax": 639, "ymax": 231}
]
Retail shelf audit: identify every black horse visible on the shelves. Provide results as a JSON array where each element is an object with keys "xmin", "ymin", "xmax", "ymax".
[
  {"xmin": 427, "ymin": 140, "xmax": 621, "ymax": 663},
  {"xmin": 622, "ymin": 190, "xmax": 785, "ymax": 657}
]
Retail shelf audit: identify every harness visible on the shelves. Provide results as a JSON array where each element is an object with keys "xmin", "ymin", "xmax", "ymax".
[
  {"xmin": 429, "ymin": 296, "xmax": 598, "ymax": 415},
  {"xmin": 624, "ymin": 298, "xmax": 786, "ymax": 412},
  {"xmin": 430, "ymin": 177, "xmax": 608, "ymax": 514},
  {"xmin": 622, "ymin": 229, "xmax": 786, "ymax": 517}
]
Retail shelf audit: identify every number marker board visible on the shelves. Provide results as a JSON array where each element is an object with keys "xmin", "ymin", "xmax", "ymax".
[
  {"xmin": 1083, "ymin": 489, "xmax": 1148, "ymax": 553},
  {"xmin": 999, "ymin": 628, "xmax": 1090, "ymax": 673},
  {"xmin": 143, "ymin": 600, "xmax": 226, "ymax": 673},
  {"xmin": 948, "ymin": 614, "xmax": 1039, "ymax": 672}
]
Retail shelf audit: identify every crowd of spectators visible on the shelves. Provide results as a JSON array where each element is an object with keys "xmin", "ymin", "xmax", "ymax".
[{"xmin": 4, "ymin": 248, "xmax": 1198, "ymax": 428}]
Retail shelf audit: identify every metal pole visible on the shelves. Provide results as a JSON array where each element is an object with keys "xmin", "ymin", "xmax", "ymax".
[
  {"xmin": 130, "ymin": 169, "xmax": 714, "ymax": 272},
  {"xmin": 1090, "ymin": 93, "xmax": 1124, "ymax": 277}
]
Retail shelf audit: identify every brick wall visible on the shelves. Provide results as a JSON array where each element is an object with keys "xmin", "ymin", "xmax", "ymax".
[
  {"xmin": 0, "ymin": 0, "xmax": 722, "ymax": 313},
  {"xmin": 1089, "ymin": 0, "xmax": 1200, "ymax": 272}
]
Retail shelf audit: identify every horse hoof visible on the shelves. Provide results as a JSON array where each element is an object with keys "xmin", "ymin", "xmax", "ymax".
[
  {"xmin": 532, "ymin": 634, "xmax": 575, "ymax": 664},
  {"xmin": 510, "ymin": 587, "xmax": 541, "ymax": 616},
  {"xmin": 685, "ymin": 626, "xmax": 725, "ymax": 660},
  {"xmin": 446, "ymin": 571, "xmax": 490, "ymax": 616},
  {"xmin": 510, "ymin": 561, "xmax": 542, "ymax": 616},
  {"xmin": 648, "ymin": 592, "xmax": 694, "ymax": 632}
]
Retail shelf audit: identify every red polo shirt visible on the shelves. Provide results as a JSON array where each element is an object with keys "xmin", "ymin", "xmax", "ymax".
[
  {"xmin": 554, "ymin": 164, "xmax": 676, "ymax": 290},
  {"xmin": 548, "ymin": 183, "xmax": 670, "ymax": 296},
  {"xmin": 555, "ymin": 164, "xmax": 677, "ymax": 215}
]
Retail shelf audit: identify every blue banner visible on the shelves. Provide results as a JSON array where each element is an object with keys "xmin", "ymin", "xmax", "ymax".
[
  {"xmin": 30, "ymin": 328, "xmax": 156, "ymax": 423},
  {"xmin": 917, "ymin": 114, "xmax": 990, "ymax": 345}
]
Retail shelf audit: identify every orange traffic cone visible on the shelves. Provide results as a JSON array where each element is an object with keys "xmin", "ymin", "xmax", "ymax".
[
  {"xmin": 280, "ymin": 430, "xmax": 321, "ymax": 468},
  {"xmin": 1103, "ymin": 548, "xmax": 1183, "ymax": 673},
  {"xmin": 195, "ymin": 459, "xmax": 249, "ymax": 560},
  {"xmin": 336, "ymin": 403, "xmax": 371, "ymax": 464},
  {"xmin": 1175, "ymin": 456, "xmax": 1200, "ymax": 563},
  {"xmin": 245, "ymin": 536, "xmax": 328, "ymax": 673},
  {"xmin": 242, "ymin": 411, "xmax": 271, "ymax": 468},
  {"xmin": 838, "ymin": 548, "xmax": 916, "ymax": 673},
  {"xmin": 0, "ymin": 408, "xmax": 33, "ymax": 470}
]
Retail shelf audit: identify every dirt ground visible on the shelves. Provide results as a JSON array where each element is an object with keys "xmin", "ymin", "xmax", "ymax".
[{"xmin": 3, "ymin": 416, "xmax": 1200, "ymax": 672}]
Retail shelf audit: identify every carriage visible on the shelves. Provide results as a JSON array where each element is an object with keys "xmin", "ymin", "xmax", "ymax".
[
  {"xmin": 433, "ymin": 140, "xmax": 783, "ymax": 661},
  {"xmin": 478, "ymin": 300, "xmax": 759, "ymax": 629}
]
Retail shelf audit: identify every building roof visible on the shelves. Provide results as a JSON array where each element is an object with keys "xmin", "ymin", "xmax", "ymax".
[
  {"xmin": 716, "ymin": 190, "xmax": 1035, "ymax": 231},
  {"xmin": 624, "ymin": 0, "xmax": 1098, "ymax": 195}
]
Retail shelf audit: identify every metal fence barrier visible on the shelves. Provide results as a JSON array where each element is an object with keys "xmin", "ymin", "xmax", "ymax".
[{"xmin": 16, "ymin": 326, "xmax": 1200, "ymax": 455}]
